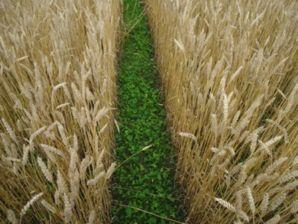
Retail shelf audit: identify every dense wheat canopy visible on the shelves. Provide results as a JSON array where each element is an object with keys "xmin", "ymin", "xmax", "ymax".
[
  {"xmin": 1, "ymin": 0, "xmax": 297, "ymax": 223},
  {"xmin": 0, "ymin": 0, "xmax": 120, "ymax": 222},
  {"xmin": 146, "ymin": 0, "xmax": 298, "ymax": 223}
]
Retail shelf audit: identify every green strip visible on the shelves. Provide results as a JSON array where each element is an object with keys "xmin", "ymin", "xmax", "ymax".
[{"xmin": 112, "ymin": 0, "xmax": 184, "ymax": 223}]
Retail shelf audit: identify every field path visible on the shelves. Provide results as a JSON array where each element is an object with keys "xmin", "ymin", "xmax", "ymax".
[{"xmin": 112, "ymin": 0, "xmax": 184, "ymax": 223}]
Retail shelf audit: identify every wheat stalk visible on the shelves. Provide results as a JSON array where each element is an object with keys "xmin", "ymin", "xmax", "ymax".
[
  {"xmin": 7, "ymin": 209, "xmax": 17, "ymax": 224},
  {"xmin": 20, "ymin": 192, "xmax": 44, "ymax": 217},
  {"xmin": 37, "ymin": 157, "xmax": 53, "ymax": 183},
  {"xmin": 264, "ymin": 214, "xmax": 281, "ymax": 224}
]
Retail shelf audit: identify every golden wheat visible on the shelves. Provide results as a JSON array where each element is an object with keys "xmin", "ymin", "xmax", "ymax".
[
  {"xmin": 0, "ymin": 0, "xmax": 121, "ymax": 222},
  {"xmin": 146, "ymin": 0, "xmax": 298, "ymax": 223}
]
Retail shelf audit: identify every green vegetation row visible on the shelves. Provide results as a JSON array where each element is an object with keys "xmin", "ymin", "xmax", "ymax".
[{"xmin": 112, "ymin": 0, "xmax": 184, "ymax": 223}]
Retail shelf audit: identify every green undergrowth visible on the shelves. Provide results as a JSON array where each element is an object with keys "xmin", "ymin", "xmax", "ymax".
[{"xmin": 112, "ymin": 0, "xmax": 184, "ymax": 223}]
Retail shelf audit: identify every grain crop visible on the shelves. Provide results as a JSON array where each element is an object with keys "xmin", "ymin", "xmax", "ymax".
[
  {"xmin": 146, "ymin": 0, "xmax": 298, "ymax": 223},
  {"xmin": 0, "ymin": 0, "xmax": 120, "ymax": 222}
]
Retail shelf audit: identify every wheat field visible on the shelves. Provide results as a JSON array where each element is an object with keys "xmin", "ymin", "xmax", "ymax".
[
  {"xmin": 1, "ymin": 0, "xmax": 298, "ymax": 223},
  {"xmin": 146, "ymin": 0, "xmax": 298, "ymax": 223},
  {"xmin": 0, "ymin": 0, "xmax": 120, "ymax": 223}
]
